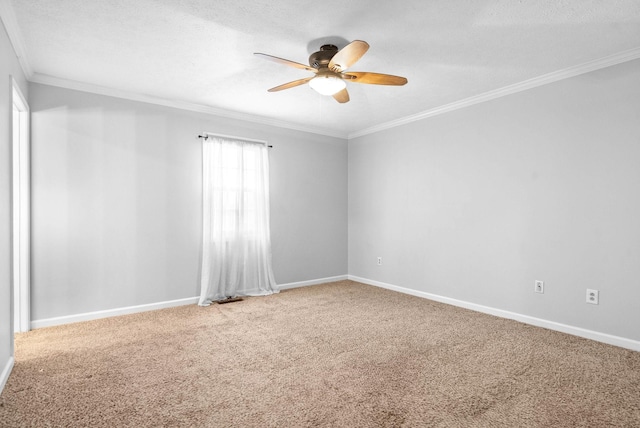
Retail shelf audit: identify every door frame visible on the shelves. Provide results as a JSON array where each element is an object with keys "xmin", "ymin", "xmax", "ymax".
[{"xmin": 11, "ymin": 77, "xmax": 30, "ymax": 333}]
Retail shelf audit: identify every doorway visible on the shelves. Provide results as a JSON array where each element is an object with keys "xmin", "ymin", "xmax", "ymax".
[{"xmin": 12, "ymin": 78, "xmax": 30, "ymax": 333}]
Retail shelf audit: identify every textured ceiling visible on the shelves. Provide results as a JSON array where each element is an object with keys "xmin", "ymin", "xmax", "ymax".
[{"xmin": 6, "ymin": 0, "xmax": 640, "ymax": 137}]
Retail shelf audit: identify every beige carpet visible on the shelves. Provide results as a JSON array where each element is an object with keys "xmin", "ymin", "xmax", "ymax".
[{"xmin": 1, "ymin": 280, "xmax": 639, "ymax": 427}]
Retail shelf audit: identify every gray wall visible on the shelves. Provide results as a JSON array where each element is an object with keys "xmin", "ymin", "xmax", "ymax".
[
  {"xmin": 349, "ymin": 59, "xmax": 640, "ymax": 342},
  {"xmin": 0, "ymin": 19, "xmax": 28, "ymax": 383},
  {"xmin": 29, "ymin": 83, "xmax": 347, "ymax": 321}
]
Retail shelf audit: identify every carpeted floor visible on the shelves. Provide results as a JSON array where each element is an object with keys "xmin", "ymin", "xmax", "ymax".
[{"xmin": 1, "ymin": 280, "xmax": 639, "ymax": 427}]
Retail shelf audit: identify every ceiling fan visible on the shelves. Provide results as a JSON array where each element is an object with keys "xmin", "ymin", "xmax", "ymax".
[{"xmin": 254, "ymin": 40, "xmax": 408, "ymax": 103}]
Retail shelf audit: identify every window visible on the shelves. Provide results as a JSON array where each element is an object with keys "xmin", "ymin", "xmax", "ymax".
[
  {"xmin": 198, "ymin": 135, "xmax": 278, "ymax": 304},
  {"xmin": 212, "ymin": 142, "xmax": 262, "ymax": 239}
]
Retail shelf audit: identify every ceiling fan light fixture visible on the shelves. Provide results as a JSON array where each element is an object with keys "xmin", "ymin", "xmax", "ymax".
[{"xmin": 308, "ymin": 75, "xmax": 346, "ymax": 96}]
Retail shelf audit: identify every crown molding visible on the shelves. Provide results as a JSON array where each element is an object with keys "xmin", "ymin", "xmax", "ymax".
[
  {"xmin": 29, "ymin": 73, "xmax": 349, "ymax": 139},
  {"xmin": 2, "ymin": 0, "xmax": 346, "ymax": 139},
  {"xmin": 0, "ymin": 0, "xmax": 33, "ymax": 78},
  {"xmin": 20, "ymin": 44, "xmax": 640, "ymax": 142},
  {"xmin": 349, "ymin": 47, "xmax": 640, "ymax": 139}
]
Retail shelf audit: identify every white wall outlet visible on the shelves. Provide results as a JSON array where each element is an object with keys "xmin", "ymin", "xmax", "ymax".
[
  {"xmin": 534, "ymin": 280, "xmax": 544, "ymax": 294},
  {"xmin": 586, "ymin": 289, "xmax": 599, "ymax": 305},
  {"xmin": 377, "ymin": 257, "xmax": 382, "ymax": 266}
]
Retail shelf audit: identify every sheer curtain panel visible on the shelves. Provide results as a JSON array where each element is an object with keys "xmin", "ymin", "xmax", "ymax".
[{"xmin": 199, "ymin": 136, "xmax": 278, "ymax": 306}]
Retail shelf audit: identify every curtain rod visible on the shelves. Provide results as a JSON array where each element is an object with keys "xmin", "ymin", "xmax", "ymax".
[{"xmin": 198, "ymin": 132, "xmax": 273, "ymax": 148}]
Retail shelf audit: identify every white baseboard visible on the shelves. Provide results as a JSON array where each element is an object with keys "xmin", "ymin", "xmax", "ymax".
[
  {"xmin": 278, "ymin": 275, "xmax": 348, "ymax": 290},
  {"xmin": 349, "ymin": 275, "xmax": 640, "ymax": 352},
  {"xmin": 0, "ymin": 356, "xmax": 15, "ymax": 395},
  {"xmin": 31, "ymin": 296, "xmax": 199, "ymax": 330},
  {"xmin": 31, "ymin": 275, "xmax": 636, "ymax": 352},
  {"xmin": 29, "ymin": 275, "xmax": 349, "ymax": 329}
]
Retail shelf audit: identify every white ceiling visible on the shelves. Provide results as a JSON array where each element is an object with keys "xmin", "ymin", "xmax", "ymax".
[{"xmin": 5, "ymin": 0, "xmax": 640, "ymax": 137}]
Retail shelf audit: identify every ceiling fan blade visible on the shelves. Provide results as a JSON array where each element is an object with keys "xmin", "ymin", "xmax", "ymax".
[
  {"xmin": 267, "ymin": 77, "xmax": 314, "ymax": 92},
  {"xmin": 343, "ymin": 72, "xmax": 408, "ymax": 86},
  {"xmin": 329, "ymin": 40, "xmax": 369, "ymax": 72},
  {"xmin": 254, "ymin": 53, "xmax": 317, "ymax": 73},
  {"xmin": 332, "ymin": 88, "xmax": 350, "ymax": 103}
]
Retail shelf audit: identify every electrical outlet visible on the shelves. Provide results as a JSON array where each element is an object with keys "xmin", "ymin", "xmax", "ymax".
[
  {"xmin": 534, "ymin": 280, "xmax": 544, "ymax": 294},
  {"xmin": 377, "ymin": 257, "xmax": 382, "ymax": 266},
  {"xmin": 586, "ymin": 289, "xmax": 599, "ymax": 305}
]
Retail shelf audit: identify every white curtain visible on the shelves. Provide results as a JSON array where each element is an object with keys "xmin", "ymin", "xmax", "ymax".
[{"xmin": 198, "ymin": 136, "xmax": 279, "ymax": 306}]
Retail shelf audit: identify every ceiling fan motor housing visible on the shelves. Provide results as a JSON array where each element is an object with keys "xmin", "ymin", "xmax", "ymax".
[{"xmin": 309, "ymin": 44, "xmax": 339, "ymax": 69}]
